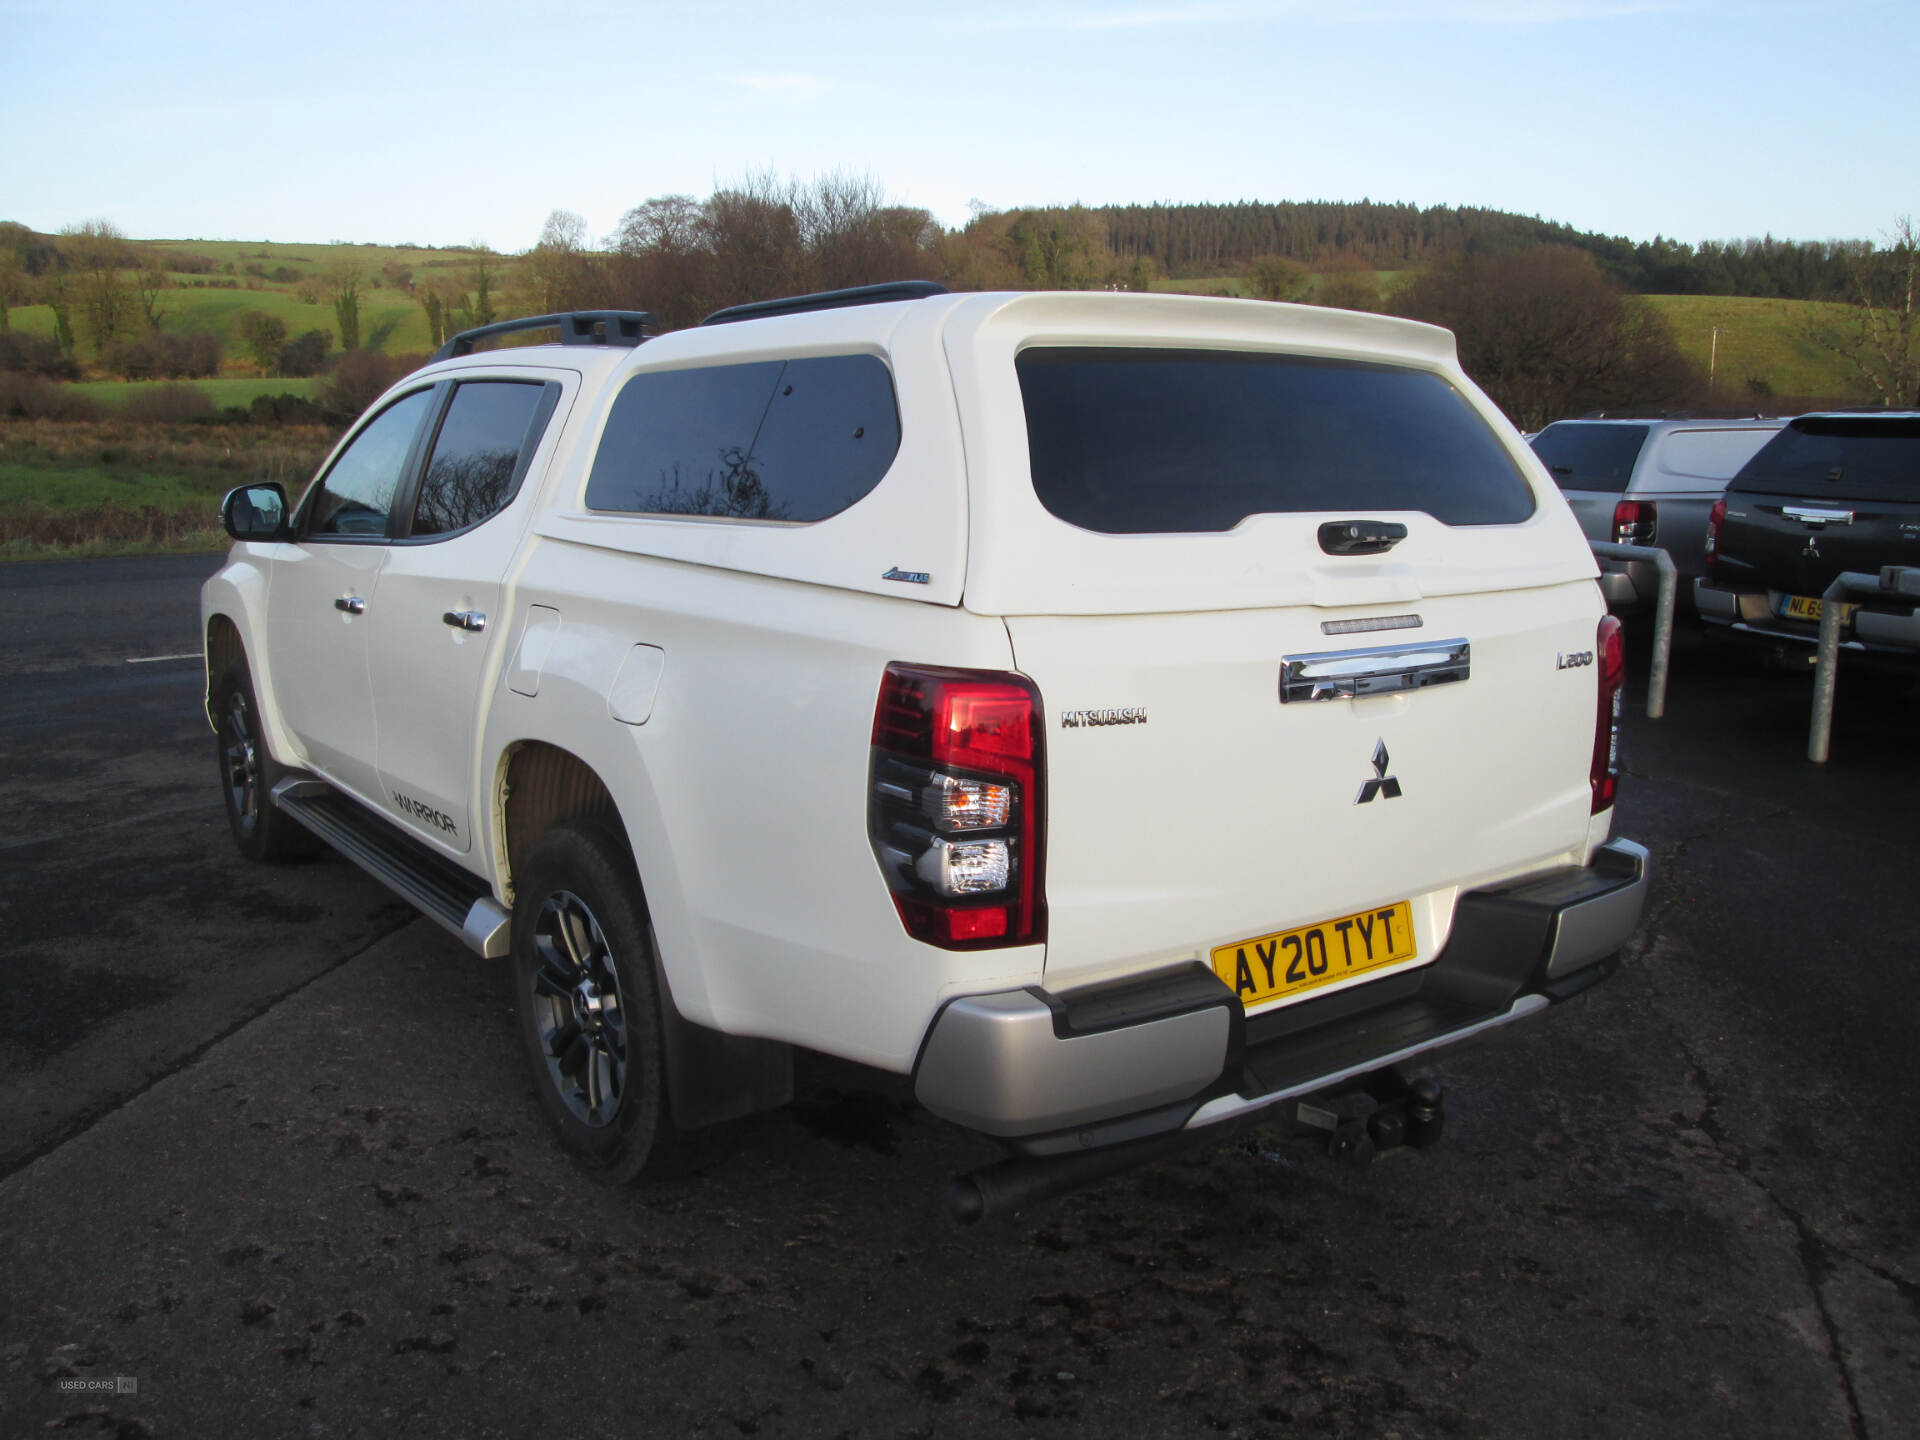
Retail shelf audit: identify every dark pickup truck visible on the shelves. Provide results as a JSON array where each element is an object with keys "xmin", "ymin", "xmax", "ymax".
[{"xmin": 1696, "ymin": 414, "xmax": 1920, "ymax": 673}]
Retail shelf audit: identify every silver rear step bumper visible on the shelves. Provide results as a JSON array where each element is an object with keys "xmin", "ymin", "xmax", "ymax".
[{"xmin": 912, "ymin": 837, "xmax": 1649, "ymax": 1147}]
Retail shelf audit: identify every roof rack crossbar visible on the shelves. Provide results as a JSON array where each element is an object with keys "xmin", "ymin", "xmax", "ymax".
[
  {"xmin": 432, "ymin": 310, "xmax": 654, "ymax": 363},
  {"xmin": 700, "ymin": 281, "xmax": 948, "ymax": 328}
]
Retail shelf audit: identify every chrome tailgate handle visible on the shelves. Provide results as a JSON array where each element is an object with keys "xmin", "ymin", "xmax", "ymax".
[
  {"xmin": 1782, "ymin": 505, "xmax": 1854, "ymax": 526},
  {"xmin": 1281, "ymin": 637, "xmax": 1471, "ymax": 703}
]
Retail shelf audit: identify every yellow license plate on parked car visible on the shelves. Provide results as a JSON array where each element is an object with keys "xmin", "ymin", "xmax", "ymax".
[
  {"xmin": 1211, "ymin": 900, "xmax": 1416, "ymax": 1009},
  {"xmin": 1780, "ymin": 595, "xmax": 1858, "ymax": 624}
]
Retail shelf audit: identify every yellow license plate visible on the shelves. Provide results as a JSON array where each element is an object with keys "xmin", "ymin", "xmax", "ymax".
[
  {"xmin": 1211, "ymin": 900, "xmax": 1417, "ymax": 1009},
  {"xmin": 1780, "ymin": 594, "xmax": 1857, "ymax": 624}
]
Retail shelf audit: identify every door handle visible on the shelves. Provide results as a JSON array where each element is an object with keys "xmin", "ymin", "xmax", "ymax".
[
  {"xmin": 334, "ymin": 595, "xmax": 366, "ymax": 615},
  {"xmin": 441, "ymin": 610, "xmax": 487, "ymax": 633}
]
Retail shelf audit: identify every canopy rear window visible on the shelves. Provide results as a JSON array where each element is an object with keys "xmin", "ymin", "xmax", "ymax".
[
  {"xmin": 1529, "ymin": 422, "xmax": 1650, "ymax": 494},
  {"xmin": 1016, "ymin": 348, "xmax": 1534, "ymax": 534},
  {"xmin": 585, "ymin": 354, "xmax": 900, "ymax": 523},
  {"xmin": 1733, "ymin": 416, "xmax": 1920, "ymax": 503}
]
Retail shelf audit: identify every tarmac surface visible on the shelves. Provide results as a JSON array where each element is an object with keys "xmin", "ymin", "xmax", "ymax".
[{"xmin": 1, "ymin": 552, "xmax": 1916, "ymax": 1438}]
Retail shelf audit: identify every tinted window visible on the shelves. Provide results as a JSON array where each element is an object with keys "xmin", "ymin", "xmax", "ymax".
[
  {"xmin": 413, "ymin": 381, "xmax": 550, "ymax": 537},
  {"xmin": 307, "ymin": 389, "xmax": 434, "ymax": 537},
  {"xmin": 1017, "ymin": 348, "xmax": 1534, "ymax": 533},
  {"xmin": 585, "ymin": 355, "xmax": 900, "ymax": 523},
  {"xmin": 1733, "ymin": 417, "xmax": 1920, "ymax": 502},
  {"xmin": 1652, "ymin": 428, "xmax": 1779, "ymax": 484},
  {"xmin": 1529, "ymin": 423, "xmax": 1650, "ymax": 493}
]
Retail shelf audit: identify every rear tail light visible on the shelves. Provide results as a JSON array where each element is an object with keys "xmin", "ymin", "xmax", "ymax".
[
  {"xmin": 1703, "ymin": 497, "xmax": 1727, "ymax": 575},
  {"xmin": 1612, "ymin": 499, "xmax": 1656, "ymax": 546},
  {"xmin": 869, "ymin": 663, "xmax": 1046, "ymax": 949},
  {"xmin": 1591, "ymin": 616, "xmax": 1626, "ymax": 814}
]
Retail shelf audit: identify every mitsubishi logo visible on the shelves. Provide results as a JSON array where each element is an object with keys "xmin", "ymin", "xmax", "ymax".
[{"xmin": 1355, "ymin": 740, "xmax": 1402, "ymax": 804}]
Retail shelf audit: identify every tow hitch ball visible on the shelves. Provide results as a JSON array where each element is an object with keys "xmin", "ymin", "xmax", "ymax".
[{"xmin": 1295, "ymin": 1070, "xmax": 1444, "ymax": 1169}]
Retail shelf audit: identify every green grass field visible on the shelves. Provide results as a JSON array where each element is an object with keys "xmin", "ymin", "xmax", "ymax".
[
  {"xmin": 1145, "ymin": 278, "xmax": 1867, "ymax": 403},
  {"xmin": 0, "ymin": 416, "xmax": 336, "ymax": 559},
  {"xmin": 1149, "ymin": 270, "xmax": 1413, "ymax": 304},
  {"xmin": 153, "ymin": 237, "xmax": 496, "ymax": 278},
  {"xmin": 10, "ymin": 288, "xmax": 436, "ymax": 357},
  {"xmin": 6, "ymin": 226, "xmax": 1879, "ymax": 410},
  {"xmin": 69, "ymin": 377, "xmax": 317, "ymax": 408},
  {"xmin": 1641, "ymin": 294, "xmax": 1865, "ymax": 402},
  {"xmin": 6, "ymin": 234, "xmax": 499, "ymax": 365},
  {"xmin": 0, "ymin": 457, "xmax": 224, "ymax": 512}
]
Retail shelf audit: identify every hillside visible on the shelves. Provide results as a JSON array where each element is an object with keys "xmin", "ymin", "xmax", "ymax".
[
  {"xmin": 2, "ymin": 228, "xmax": 505, "ymax": 390},
  {"xmin": 1642, "ymin": 295, "xmax": 1865, "ymax": 403},
  {"xmin": 0, "ymin": 213, "xmax": 1890, "ymax": 410}
]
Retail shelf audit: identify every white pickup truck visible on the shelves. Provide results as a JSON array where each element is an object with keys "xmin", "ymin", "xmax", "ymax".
[{"xmin": 203, "ymin": 284, "xmax": 1648, "ymax": 1218}]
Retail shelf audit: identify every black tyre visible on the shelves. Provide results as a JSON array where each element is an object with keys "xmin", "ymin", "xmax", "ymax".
[
  {"xmin": 211, "ymin": 657, "xmax": 320, "ymax": 863},
  {"xmin": 511, "ymin": 820, "xmax": 674, "ymax": 1182}
]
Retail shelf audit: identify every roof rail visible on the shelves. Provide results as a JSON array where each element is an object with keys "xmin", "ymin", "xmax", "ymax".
[
  {"xmin": 431, "ymin": 310, "xmax": 653, "ymax": 363},
  {"xmin": 700, "ymin": 281, "xmax": 948, "ymax": 328}
]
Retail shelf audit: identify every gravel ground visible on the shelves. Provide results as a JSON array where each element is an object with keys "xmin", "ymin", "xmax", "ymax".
[{"xmin": 1, "ymin": 558, "xmax": 1914, "ymax": 1438}]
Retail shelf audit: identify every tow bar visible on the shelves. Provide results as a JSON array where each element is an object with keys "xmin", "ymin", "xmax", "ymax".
[
  {"xmin": 942, "ymin": 1068, "xmax": 1444, "ymax": 1222},
  {"xmin": 1292, "ymin": 1068, "xmax": 1445, "ymax": 1169}
]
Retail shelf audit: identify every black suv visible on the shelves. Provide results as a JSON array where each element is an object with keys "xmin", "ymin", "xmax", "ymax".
[{"xmin": 1696, "ymin": 413, "xmax": 1920, "ymax": 673}]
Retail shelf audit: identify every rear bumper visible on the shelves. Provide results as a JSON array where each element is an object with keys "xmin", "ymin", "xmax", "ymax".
[
  {"xmin": 1599, "ymin": 557, "xmax": 1657, "ymax": 610},
  {"xmin": 913, "ymin": 838, "xmax": 1650, "ymax": 1150},
  {"xmin": 1695, "ymin": 578, "xmax": 1920, "ymax": 665}
]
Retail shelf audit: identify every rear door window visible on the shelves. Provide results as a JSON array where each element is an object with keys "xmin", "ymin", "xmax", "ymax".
[
  {"xmin": 1016, "ymin": 348, "xmax": 1534, "ymax": 534},
  {"xmin": 1529, "ymin": 422, "xmax": 1650, "ymax": 494},
  {"xmin": 1732, "ymin": 417, "xmax": 1920, "ymax": 502},
  {"xmin": 410, "ymin": 380, "xmax": 555, "ymax": 538},
  {"xmin": 585, "ymin": 355, "xmax": 900, "ymax": 522}
]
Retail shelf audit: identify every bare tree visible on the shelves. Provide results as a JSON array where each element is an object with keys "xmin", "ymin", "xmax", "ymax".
[
  {"xmin": 1800, "ymin": 216, "xmax": 1919, "ymax": 407},
  {"xmin": 63, "ymin": 220, "xmax": 138, "ymax": 357},
  {"xmin": 525, "ymin": 208, "xmax": 606, "ymax": 313},
  {"xmin": 792, "ymin": 171, "xmax": 938, "ymax": 292},
  {"xmin": 702, "ymin": 172, "xmax": 804, "ymax": 311},
  {"xmin": 609, "ymin": 195, "xmax": 713, "ymax": 330},
  {"xmin": 1395, "ymin": 246, "xmax": 1701, "ymax": 430},
  {"xmin": 613, "ymin": 195, "xmax": 703, "ymax": 254}
]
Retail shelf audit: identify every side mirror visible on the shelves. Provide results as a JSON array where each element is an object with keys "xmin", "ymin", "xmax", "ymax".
[{"xmin": 221, "ymin": 484, "xmax": 289, "ymax": 542}]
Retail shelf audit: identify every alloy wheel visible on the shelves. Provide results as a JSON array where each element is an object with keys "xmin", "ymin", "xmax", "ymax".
[
  {"xmin": 221, "ymin": 691, "xmax": 260, "ymax": 833},
  {"xmin": 528, "ymin": 890, "xmax": 629, "ymax": 1127}
]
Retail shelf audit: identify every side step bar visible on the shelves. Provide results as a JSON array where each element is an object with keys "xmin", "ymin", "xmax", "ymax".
[{"xmin": 272, "ymin": 779, "xmax": 511, "ymax": 958}]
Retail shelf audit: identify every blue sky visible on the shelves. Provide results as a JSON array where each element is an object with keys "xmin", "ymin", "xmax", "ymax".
[{"xmin": 4, "ymin": 0, "xmax": 1914, "ymax": 252}]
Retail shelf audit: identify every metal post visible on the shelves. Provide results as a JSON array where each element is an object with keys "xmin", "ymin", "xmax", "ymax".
[
  {"xmin": 1590, "ymin": 542, "xmax": 1676, "ymax": 719},
  {"xmin": 1810, "ymin": 567, "xmax": 1920, "ymax": 763}
]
